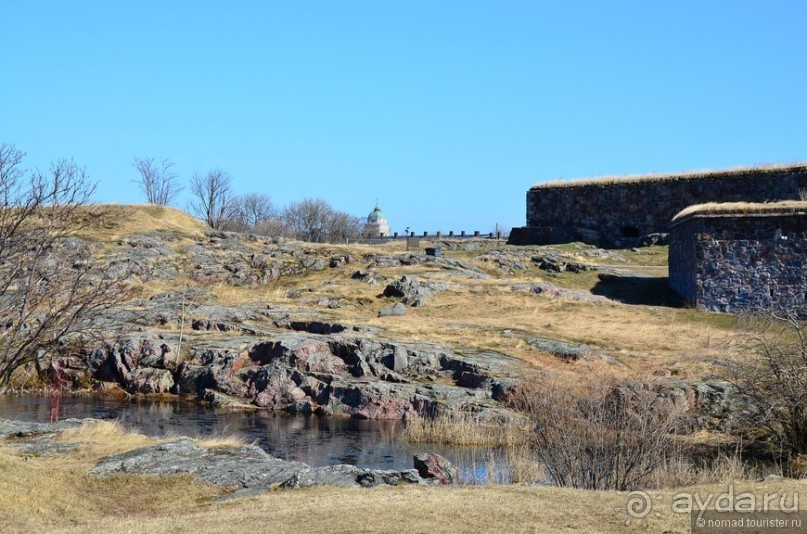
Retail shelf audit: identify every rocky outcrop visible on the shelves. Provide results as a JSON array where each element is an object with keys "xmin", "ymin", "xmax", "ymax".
[
  {"xmin": 383, "ymin": 276, "xmax": 457, "ymax": 307},
  {"xmin": 518, "ymin": 336, "xmax": 619, "ymax": 365},
  {"xmin": 90, "ymin": 437, "xmax": 426, "ymax": 498},
  {"xmin": 279, "ymin": 464, "xmax": 422, "ymax": 489},
  {"xmin": 0, "ymin": 417, "xmax": 90, "ymax": 440},
  {"xmin": 511, "ymin": 283, "xmax": 611, "ymax": 304},
  {"xmin": 351, "ymin": 270, "xmax": 384, "ymax": 285},
  {"xmin": 531, "ymin": 254, "xmax": 595, "ymax": 274},
  {"xmin": 652, "ymin": 380, "xmax": 742, "ymax": 432},
  {"xmin": 81, "ymin": 333, "xmax": 522, "ymax": 421},
  {"xmin": 364, "ymin": 253, "xmax": 489, "ymax": 279},
  {"xmin": 88, "ymin": 335, "xmax": 178, "ymax": 394},
  {"xmin": 274, "ymin": 320, "xmax": 376, "ymax": 336},
  {"xmin": 0, "ymin": 419, "xmax": 453, "ymax": 498}
]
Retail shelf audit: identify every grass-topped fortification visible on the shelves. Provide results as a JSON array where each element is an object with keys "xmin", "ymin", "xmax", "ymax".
[
  {"xmin": 669, "ymin": 200, "xmax": 807, "ymax": 315},
  {"xmin": 509, "ymin": 163, "xmax": 807, "ymax": 248},
  {"xmin": 671, "ymin": 199, "xmax": 807, "ymax": 223}
]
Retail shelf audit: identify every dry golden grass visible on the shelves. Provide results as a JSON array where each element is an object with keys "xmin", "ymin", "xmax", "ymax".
[
  {"xmin": 354, "ymin": 283, "xmax": 733, "ymax": 377},
  {"xmin": 194, "ymin": 434, "xmax": 249, "ymax": 448},
  {"xmin": 404, "ymin": 413, "xmax": 527, "ymax": 448},
  {"xmin": 655, "ymin": 453, "xmax": 759, "ymax": 489},
  {"xmin": 73, "ymin": 203, "xmax": 206, "ymax": 242},
  {"xmin": 672, "ymin": 200, "xmax": 807, "ymax": 223},
  {"xmin": 56, "ymin": 419, "xmax": 157, "ymax": 458},
  {"xmin": 0, "ymin": 450, "xmax": 220, "ymax": 533},
  {"xmin": 56, "ymin": 419, "xmax": 248, "ymax": 457},
  {"xmin": 1, "ymin": 418, "xmax": 805, "ymax": 533},
  {"xmin": 534, "ymin": 162, "xmax": 807, "ymax": 189}
]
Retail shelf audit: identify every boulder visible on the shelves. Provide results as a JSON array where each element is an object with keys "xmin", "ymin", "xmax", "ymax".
[
  {"xmin": 191, "ymin": 264, "xmax": 230, "ymax": 284},
  {"xmin": 351, "ymin": 270, "xmax": 371, "ymax": 280},
  {"xmin": 383, "ymin": 276, "xmax": 456, "ymax": 306},
  {"xmin": 531, "ymin": 255, "xmax": 594, "ymax": 273},
  {"xmin": 301, "ymin": 257, "xmax": 328, "ymax": 271},
  {"xmin": 204, "ymin": 390, "xmax": 259, "ymax": 410},
  {"xmin": 329, "ymin": 255, "xmax": 352, "ymax": 268},
  {"xmin": 413, "ymin": 452, "xmax": 458, "ymax": 484},
  {"xmin": 378, "ymin": 303, "xmax": 407, "ymax": 317}
]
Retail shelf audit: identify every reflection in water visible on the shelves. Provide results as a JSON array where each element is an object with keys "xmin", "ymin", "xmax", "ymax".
[{"xmin": 0, "ymin": 396, "xmax": 514, "ymax": 483}]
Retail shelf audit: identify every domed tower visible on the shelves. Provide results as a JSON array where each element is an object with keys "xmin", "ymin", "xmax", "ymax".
[{"xmin": 366, "ymin": 203, "xmax": 390, "ymax": 238}]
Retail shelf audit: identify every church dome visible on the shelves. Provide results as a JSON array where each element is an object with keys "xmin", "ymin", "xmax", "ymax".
[
  {"xmin": 367, "ymin": 206, "xmax": 386, "ymax": 221},
  {"xmin": 365, "ymin": 203, "xmax": 390, "ymax": 238}
]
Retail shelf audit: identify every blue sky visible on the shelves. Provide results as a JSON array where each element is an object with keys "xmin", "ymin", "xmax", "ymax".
[{"xmin": 1, "ymin": 1, "xmax": 805, "ymax": 234}]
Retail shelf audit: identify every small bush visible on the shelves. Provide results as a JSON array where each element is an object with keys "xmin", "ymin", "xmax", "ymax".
[
  {"xmin": 512, "ymin": 374, "xmax": 684, "ymax": 491},
  {"xmin": 730, "ymin": 311, "xmax": 807, "ymax": 461}
]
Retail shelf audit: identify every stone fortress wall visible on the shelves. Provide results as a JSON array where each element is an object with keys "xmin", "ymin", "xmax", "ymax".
[
  {"xmin": 509, "ymin": 165, "xmax": 807, "ymax": 248},
  {"xmin": 668, "ymin": 205, "xmax": 807, "ymax": 316}
]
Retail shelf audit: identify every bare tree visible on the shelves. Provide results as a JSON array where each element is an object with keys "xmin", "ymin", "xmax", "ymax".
[
  {"xmin": 132, "ymin": 156, "xmax": 183, "ymax": 205},
  {"xmin": 188, "ymin": 169, "xmax": 234, "ymax": 230},
  {"xmin": 254, "ymin": 217, "xmax": 290, "ymax": 237},
  {"xmin": 281, "ymin": 198, "xmax": 364, "ymax": 243},
  {"xmin": 0, "ymin": 144, "xmax": 133, "ymax": 389},
  {"xmin": 282, "ymin": 198, "xmax": 333, "ymax": 242},
  {"xmin": 324, "ymin": 210, "xmax": 364, "ymax": 242},
  {"xmin": 230, "ymin": 193, "xmax": 279, "ymax": 233}
]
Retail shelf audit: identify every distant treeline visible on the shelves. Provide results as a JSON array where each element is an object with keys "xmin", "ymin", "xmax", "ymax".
[{"xmin": 132, "ymin": 156, "xmax": 364, "ymax": 243}]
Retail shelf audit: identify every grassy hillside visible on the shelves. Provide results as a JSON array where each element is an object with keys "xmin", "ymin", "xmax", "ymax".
[{"xmin": 74, "ymin": 204, "xmax": 207, "ymax": 242}]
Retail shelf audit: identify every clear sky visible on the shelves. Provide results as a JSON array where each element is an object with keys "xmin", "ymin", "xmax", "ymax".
[{"xmin": 1, "ymin": 1, "xmax": 805, "ymax": 234}]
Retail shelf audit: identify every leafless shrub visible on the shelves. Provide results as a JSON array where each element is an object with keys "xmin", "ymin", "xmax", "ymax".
[
  {"xmin": 132, "ymin": 156, "xmax": 183, "ymax": 205},
  {"xmin": 0, "ymin": 144, "xmax": 134, "ymax": 389},
  {"xmin": 512, "ymin": 374, "xmax": 684, "ymax": 490},
  {"xmin": 188, "ymin": 169, "xmax": 234, "ymax": 230},
  {"xmin": 729, "ymin": 311, "xmax": 807, "ymax": 459}
]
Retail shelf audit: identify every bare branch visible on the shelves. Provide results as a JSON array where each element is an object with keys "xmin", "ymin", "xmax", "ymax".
[
  {"xmin": 187, "ymin": 169, "xmax": 234, "ymax": 230},
  {"xmin": 0, "ymin": 144, "xmax": 134, "ymax": 389},
  {"xmin": 132, "ymin": 156, "xmax": 183, "ymax": 205}
]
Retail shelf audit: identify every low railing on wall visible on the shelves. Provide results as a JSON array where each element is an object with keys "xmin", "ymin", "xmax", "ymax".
[{"xmin": 348, "ymin": 231, "xmax": 507, "ymax": 246}]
